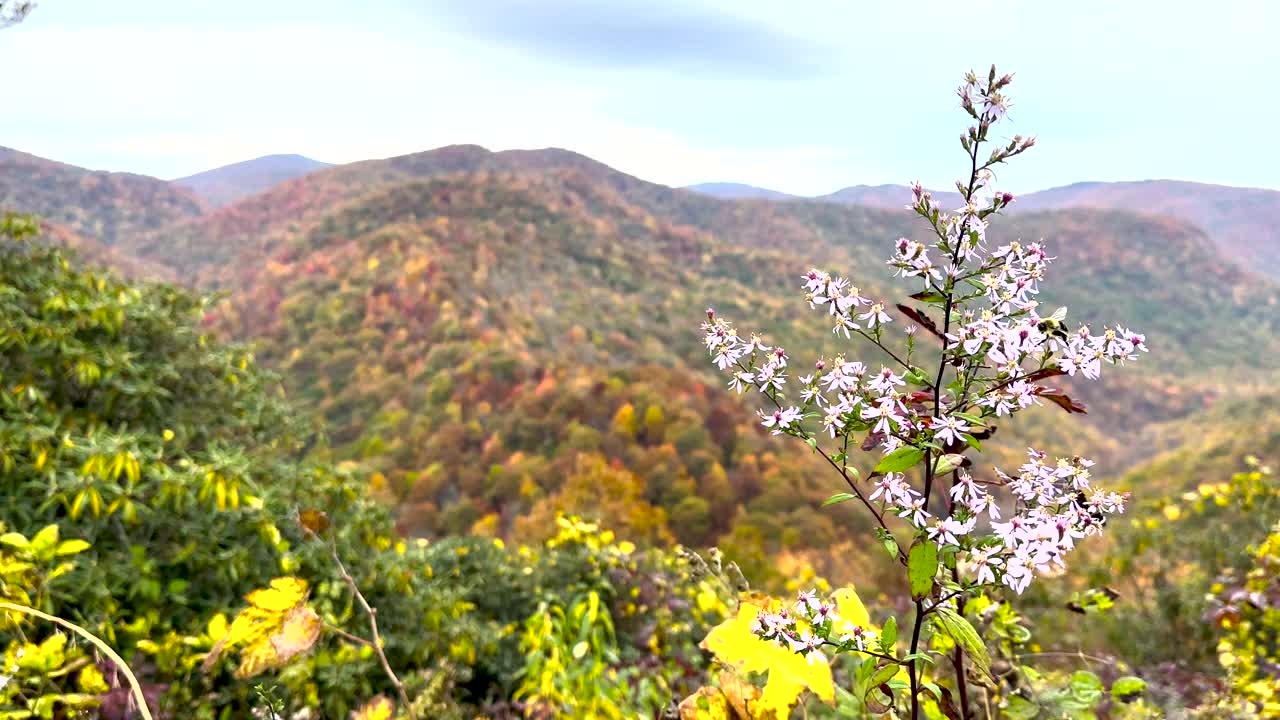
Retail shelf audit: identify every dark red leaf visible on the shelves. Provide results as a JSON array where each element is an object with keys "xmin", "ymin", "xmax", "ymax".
[
  {"xmin": 938, "ymin": 687, "xmax": 964, "ymax": 720},
  {"xmin": 1036, "ymin": 387, "xmax": 1087, "ymax": 414},
  {"xmin": 895, "ymin": 303, "xmax": 944, "ymax": 340},
  {"xmin": 970, "ymin": 424, "xmax": 997, "ymax": 440},
  {"xmin": 1020, "ymin": 367, "xmax": 1068, "ymax": 383},
  {"xmin": 906, "ymin": 391, "xmax": 933, "ymax": 404},
  {"xmin": 866, "ymin": 683, "xmax": 896, "ymax": 715}
]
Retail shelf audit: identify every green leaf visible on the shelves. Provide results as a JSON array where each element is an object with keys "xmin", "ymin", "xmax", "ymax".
[
  {"xmin": 905, "ymin": 368, "xmax": 931, "ymax": 386},
  {"xmin": 910, "ymin": 291, "xmax": 946, "ymax": 305},
  {"xmin": 879, "ymin": 616, "xmax": 898, "ymax": 653},
  {"xmin": 908, "ymin": 541, "xmax": 939, "ymax": 600},
  {"xmin": 1004, "ymin": 695, "xmax": 1040, "ymax": 720},
  {"xmin": 1110, "ymin": 675, "xmax": 1147, "ymax": 701},
  {"xmin": 879, "ymin": 534, "xmax": 898, "ymax": 559},
  {"xmin": 874, "ymin": 447, "xmax": 925, "ymax": 474},
  {"xmin": 900, "ymin": 652, "xmax": 937, "ymax": 666},
  {"xmin": 933, "ymin": 454, "xmax": 965, "ymax": 476},
  {"xmin": 933, "ymin": 606, "xmax": 995, "ymax": 687},
  {"xmin": 868, "ymin": 663, "xmax": 898, "ymax": 690},
  {"xmin": 821, "ymin": 492, "xmax": 856, "ymax": 508},
  {"xmin": 1069, "ymin": 670, "xmax": 1104, "ymax": 704}
]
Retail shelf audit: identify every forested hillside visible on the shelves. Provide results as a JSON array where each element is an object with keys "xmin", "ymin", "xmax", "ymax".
[
  {"xmin": 0, "ymin": 146, "xmax": 204, "ymax": 246},
  {"xmin": 4, "ymin": 143, "xmax": 1278, "ymax": 579},
  {"xmin": 1, "ymin": 136, "xmax": 1279, "ymax": 719}
]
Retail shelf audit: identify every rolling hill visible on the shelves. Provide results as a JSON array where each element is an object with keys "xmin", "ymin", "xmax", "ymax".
[
  {"xmin": 819, "ymin": 179, "xmax": 1280, "ymax": 279},
  {"xmin": 173, "ymin": 153, "xmax": 333, "ymax": 207},
  {"xmin": 5, "ymin": 142, "xmax": 1279, "ymax": 572},
  {"xmin": 120, "ymin": 146, "xmax": 1274, "ymax": 567},
  {"xmin": 0, "ymin": 145, "xmax": 204, "ymax": 246},
  {"xmin": 1013, "ymin": 180, "xmax": 1280, "ymax": 279}
]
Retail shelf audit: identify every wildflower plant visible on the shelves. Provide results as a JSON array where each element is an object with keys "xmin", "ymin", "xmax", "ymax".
[{"xmin": 699, "ymin": 67, "xmax": 1148, "ymax": 718}]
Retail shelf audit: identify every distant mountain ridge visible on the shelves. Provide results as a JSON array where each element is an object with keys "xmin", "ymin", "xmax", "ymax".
[
  {"xmin": 683, "ymin": 182, "xmax": 795, "ymax": 200},
  {"xmin": 685, "ymin": 177, "xmax": 1280, "ymax": 278},
  {"xmin": 173, "ymin": 153, "xmax": 333, "ymax": 207}
]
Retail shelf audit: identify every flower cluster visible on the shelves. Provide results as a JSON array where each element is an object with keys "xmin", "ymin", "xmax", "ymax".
[
  {"xmin": 699, "ymin": 67, "xmax": 1147, "ymax": 609},
  {"xmin": 750, "ymin": 590, "xmax": 878, "ymax": 662}
]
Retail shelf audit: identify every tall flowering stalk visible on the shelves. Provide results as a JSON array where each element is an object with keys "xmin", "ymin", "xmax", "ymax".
[{"xmin": 700, "ymin": 67, "xmax": 1147, "ymax": 719}]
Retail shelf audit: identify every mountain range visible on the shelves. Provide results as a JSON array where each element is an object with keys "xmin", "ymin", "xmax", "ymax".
[
  {"xmin": 2, "ymin": 143, "xmax": 1278, "ymax": 567},
  {"xmin": 687, "ymin": 179, "xmax": 1280, "ymax": 278}
]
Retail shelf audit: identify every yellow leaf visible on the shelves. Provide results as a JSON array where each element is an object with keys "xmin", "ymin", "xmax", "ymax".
[
  {"xmin": 701, "ymin": 599, "xmax": 834, "ymax": 719},
  {"xmin": 696, "ymin": 584, "xmax": 723, "ymax": 614},
  {"xmin": 233, "ymin": 637, "xmax": 278, "ymax": 679},
  {"xmin": 269, "ymin": 607, "xmax": 321, "ymax": 663},
  {"xmin": 221, "ymin": 607, "xmax": 277, "ymax": 647},
  {"xmin": 205, "ymin": 577, "xmax": 310, "ymax": 673},
  {"xmin": 298, "ymin": 509, "xmax": 330, "ymax": 534},
  {"xmin": 718, "ymin": 670, "xmax": 762, "ymax": 718},
  {"xmin": 351, "ymin": 695, "xmax": 394, "ymax": 720},
  {"xmin": 831, "ymin": 585, "xmax": 873, "ymax": 633},
  {"xmin": 245, "ymin": 577, "xmax": 307, "ymax": 612},
  {"xmin": 678, "ymin": 686, "xmax": 731, "ymax": 720},
  {"xmin": 78, "ymin": 664, "xmax": 109, "ymax": 694},
  {"xmin": 367, "ymin": 256, "xmax": 380, "ymax": 271},
  {"xmin": 207, "ymin": 613, "xmax": 229, "ymax": 641}
]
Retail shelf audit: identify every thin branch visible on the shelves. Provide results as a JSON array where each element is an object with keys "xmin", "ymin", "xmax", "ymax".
[
  {"xmin": 853, "ymin": 328, "xmax": 914, "ymax": 373},
  {"xmin": 907, "ymin": 598, "xmax": 926, "ymax": 720},
  {"xmin": 0, "ymin": 601, "xmax": 154, "ymax": 720},
  {"xmin": 819, "ymin": 639, "xmax": 901, "ymax": 665},
  {"xmin": 952, "ymin": 645, "xmax": 971, "ymax": 720},
  {"xmin": 1015, "ymin": 650, "xmax": 1117, "ymax": 667},
  {"xmin": 310, "ymin": 531, "xmax": 414, "ymax": 716},
  {"xmin": 323, "ymin": 622, "xmax": 373, "ymax": 647},
  {"xmin": 814, "ymin": 445, "xmax": 907, "ymax": 565}
]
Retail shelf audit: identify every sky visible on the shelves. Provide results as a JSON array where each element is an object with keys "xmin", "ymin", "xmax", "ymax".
[{"xmin": 4, "ymin": 0, "xmax": 1279, "ymax": 196}]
